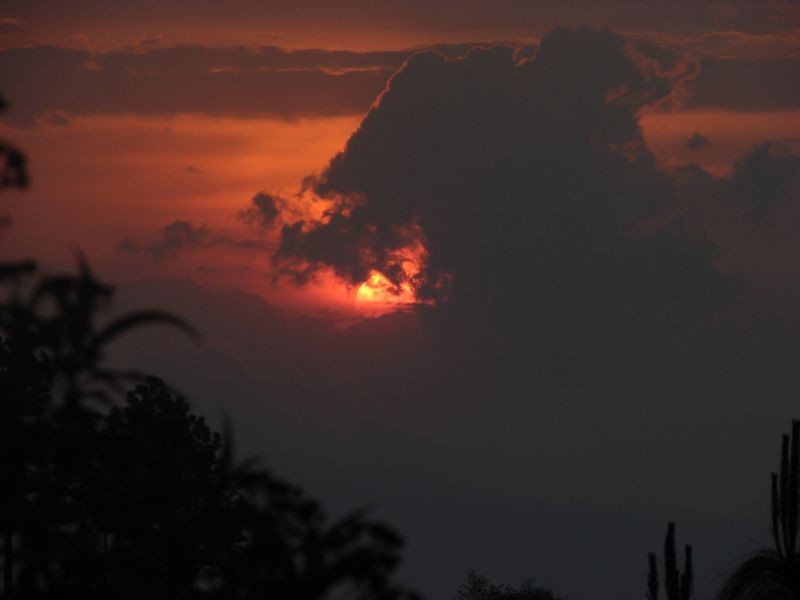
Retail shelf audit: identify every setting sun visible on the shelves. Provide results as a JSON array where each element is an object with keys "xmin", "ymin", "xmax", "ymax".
[{"xmin": 355, "ymin": 270, "xmax": 416, "ymax": 307}]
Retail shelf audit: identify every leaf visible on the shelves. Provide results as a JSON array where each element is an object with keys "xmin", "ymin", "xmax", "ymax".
[{"xmin": 93, "ymin": 310, "xmax": 200, "ymax": 349}]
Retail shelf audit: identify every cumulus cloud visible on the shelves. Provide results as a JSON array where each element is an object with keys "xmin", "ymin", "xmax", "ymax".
[{"xmin": 271, "ymin": 27, "xmax": 738, "ymax": 372}]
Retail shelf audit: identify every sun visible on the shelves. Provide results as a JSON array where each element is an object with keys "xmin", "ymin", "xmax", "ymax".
[
  {"xmin": 352, "ymin": 224, "xmax": 450, "ymax": 314},
  {"xmin": 355, "ymin": 270, "xmax": 417, "ymax": 309}
]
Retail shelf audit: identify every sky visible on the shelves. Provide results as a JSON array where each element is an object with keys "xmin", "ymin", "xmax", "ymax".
[{"xmin": 2, "ymin": 2, "xmax": 800, "ymax": 598}]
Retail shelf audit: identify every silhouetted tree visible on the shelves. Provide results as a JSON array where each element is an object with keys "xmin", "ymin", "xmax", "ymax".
[
  {"xmin": 646, "ymin": 522, "xmax": 693, "ymax": 600},
  {"xmin": 0, "ymin": 96, "xmax": 27, "ymax": 189},
  {"xmin": 717, "ymin": 420, "xmax": 800, "ymax": 600},
  {"xmin": 0, "ymin": 263, "xmax": 197, "ymax": 599},
  {"xmin": 0, "ymin": 91, "xmax": 419, "ymax": 599},
  {"xmin": 454, "ymin": 571, "xmax": 564, "ymax": 600},
  {"xmin": 0, "ymin": 338, "xmax": 54, "ymax": 599},
  {"xmin": 0, "ymin": 95, "xmax": 34, "ymax": 287},
  {"xmin": 0, "ymin": 267, "xmax": 421, "ymax": 599},
  {"xmin": 86, "ymin": 377, "xmax": 224, "ymax": 598},
  {"xmin": 216, "ymin": 471, "xmax": 420, "ymax": 599},
  {"xmin": 0, "ymin": 264, "xmax": 420, "ymax": 599}
]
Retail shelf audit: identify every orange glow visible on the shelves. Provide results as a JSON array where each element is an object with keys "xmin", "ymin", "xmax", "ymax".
[
  {"xmin": 352, "ymin": 225, "xmax": 439, "ymax": 314},
  {"xmin": 355, "ymin": 270, "xmax": 416, "ymax": 305},
  {"xmin": 0, "ymin": 113, "xmax": 361, "ymax": 286},
  {"xmin": 640, "ymin": 109, "xmax": 800, "ymax": 176}
]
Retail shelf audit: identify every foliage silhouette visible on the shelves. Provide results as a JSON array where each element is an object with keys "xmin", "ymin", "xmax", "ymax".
[
  {"xmin": 0, "ymin": 259, "xmax": 198, "ymax": 599},
  {"xmin": 0, "ymin": 96, "xmax": 27, "ymax": 189},
  {"xmin": 646, "ymin": 522, "xmax": 693, "ymax": 600},
  {"xmin": 0, "ymin": 336, "xmax": 54, "ymax": 598},
  {"xmin": 717, "ymin": 420, "xmax": 800, "ymax": 600},
  {"xmin": 0, "ymin": 98, "xmax": 419, "ymax": 599},
  {"xmin": 454, "ymin": 571, "xmax": 564, "ymax": 600},
  {"xmin": 0, "ymin": 265, "xmax": 420, "ymax": 599}
]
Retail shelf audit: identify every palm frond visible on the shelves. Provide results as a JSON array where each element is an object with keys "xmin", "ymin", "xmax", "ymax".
[
  {"xmin": 93, "ymin": 310, "xmax": 199, "ymax": 349},
  {"xmin": 717, "ymin": 551, "xmax": 797, "ymax": 600}
]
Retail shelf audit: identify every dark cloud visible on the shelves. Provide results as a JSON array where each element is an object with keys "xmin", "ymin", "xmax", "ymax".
[
  {"xmin": 0, "ymin": 39, "xmax": 796, "ymax": 126},
  {"xmin": 135, "ymin": 219, "xmax": 210, "ymax": 259},
  {"xmin": 0, "ymin": 45, "xmax": 393, "ymax": 125},
  {"xmin": 273, "ymin": 27, "xmax": 738, "ymax": 376},
  {"xmin": 727, "ymin": 141, "xmax": 800, "ymax": 225},
  {"xmin": 239, "ymin": 192, "xmax": 283, "ymax": 229},
  {"xmin": 0, "ymin": 43, "xmax": 529, "ymax": 126},
  {"xmin": 686, "ymin": 132, "xmax": 710, "ymax": 150},
  {"xmin": 118, "ymin": 219, "xmax": 270, "ymax": 260},
  {"xmin": 151, "ymin": 220, "xmax": 209, "ymax": 259}
]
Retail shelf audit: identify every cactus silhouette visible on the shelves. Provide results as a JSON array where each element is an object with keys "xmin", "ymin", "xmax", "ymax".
[
  {"xmin": 647, "ymin": 553, "xmax": 659, "ymax": 600},
  {"xmin": 647, "ymin": 522, "xmax": 693, "ymax": 600},
  {"xmin": 773, "ymin": 420, "xmax": 800, "ymax": 558},
  {"xmin": 717, "ymin": 420, "xmax": 800, "ymax": 599}
]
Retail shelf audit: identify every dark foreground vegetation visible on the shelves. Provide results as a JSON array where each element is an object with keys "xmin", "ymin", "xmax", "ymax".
[
  {"xmin": 0, "ymin": 255, "xmax": 422, "ymax": 599},
  {"xmin": 1, "ymin": 98, "xmax": 420, "ymax": 600},
  {"xmin": 2, "ymin": 94, "xmax": 800, "ymax": 599}
]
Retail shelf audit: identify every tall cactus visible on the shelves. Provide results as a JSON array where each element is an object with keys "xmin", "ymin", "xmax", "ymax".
[
  {"xmin": 647, "ymin": 553, "xmax": 659, "ymax": 600},
  {"xmin": 647, "ymin": 522, "xmax": 693, "ymax": 600},
  {"xmin": 771, "ymin": 419, "xmax": 800, "ymax": 559},
  {"xmin": 717, "ymin": 420, "xmax": 800, "ymax": 599}
]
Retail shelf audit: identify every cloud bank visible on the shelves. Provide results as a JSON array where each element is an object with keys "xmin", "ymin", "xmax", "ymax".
[
  {"xmin": 0, "ymin": 38, "xmax": 797, "ymax": 126},
  {"xmin": 271, "ymin": 27, "xmax": 740, "ymax": 374}
]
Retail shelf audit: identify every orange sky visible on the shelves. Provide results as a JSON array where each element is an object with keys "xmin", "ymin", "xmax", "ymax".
[
  {"xmin": 2, "ymin": 107, "xmax": 798, "ymax": 315},
  {"xmin": 0, "ymin": 114, "xmax": 359, "ymax": 297},
  {"xmin": 1, "ymin": 2, "xmax": 799, "ymax": 315},
  {"xmin": 3, "ymin": 1, "xmax": 799, "ymax": 52}
]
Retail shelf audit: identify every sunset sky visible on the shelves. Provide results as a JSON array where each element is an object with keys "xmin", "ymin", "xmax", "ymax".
[{"xmin": 2, "ymin": 2, "xmax": 800, "ymax": 598}]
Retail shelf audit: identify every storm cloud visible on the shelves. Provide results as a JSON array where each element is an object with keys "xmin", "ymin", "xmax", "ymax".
[{"xmin": 274, "ymin": 27, "xmax": 738, "ymax": 375}]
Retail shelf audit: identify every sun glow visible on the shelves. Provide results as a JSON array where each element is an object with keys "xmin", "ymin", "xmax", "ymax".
[
  {"xmin": 355, "ymin": 270, "xmax": 417, "ymax": 306},
  {"xmin": 353, "ymin": 229, "xmax": 434, "ymax": 314}
]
